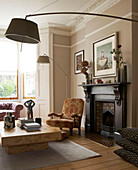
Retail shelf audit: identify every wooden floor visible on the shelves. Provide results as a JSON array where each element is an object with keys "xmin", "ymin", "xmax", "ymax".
[
  {"xmin": 34, "ymin": 130, "xmax": 137, "ymax": 170},
  {"xmin": 81, "ymin": 131, "xmax": 114, "ymax": 147}
]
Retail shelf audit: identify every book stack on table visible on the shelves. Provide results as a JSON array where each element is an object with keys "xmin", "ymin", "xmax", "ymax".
[
  {"xmin": 24, "ymin": 123, "xmax": 40, "ymax": 131},
  {"xmin": 17, "ymin": 118, "xmax": 34, "ymax": 129}
]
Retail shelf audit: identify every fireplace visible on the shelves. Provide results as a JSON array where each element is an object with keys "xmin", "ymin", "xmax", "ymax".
[
  {"xmin": 96, "ymin": 102, "xmax": 114, "ymax": 137},
  {"xmin": 102, "ymin": 103, "xmax": 114, "ymax": 137},
  {"xmin": 102, "ymin": 110, "xmax": 114, "ymax": 136},
  {"xmin": 79, "ymin": 82, "xmax": 129, "ymax": 135}
]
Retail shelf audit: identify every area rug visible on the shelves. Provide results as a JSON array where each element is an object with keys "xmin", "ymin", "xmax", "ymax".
[{"xmin": 0, "ymin": 139, "xmax": 100, "ymax": 170}]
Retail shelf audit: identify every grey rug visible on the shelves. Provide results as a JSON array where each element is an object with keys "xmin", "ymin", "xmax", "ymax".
[{"xmin": 0, "ymin": 139, "xmax": 100, "ymax": 170}]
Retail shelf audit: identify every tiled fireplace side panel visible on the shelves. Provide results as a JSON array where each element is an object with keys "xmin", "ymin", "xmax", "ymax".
[{"xmin": 96, "ymin": 102, "xmax": 103, "ymax": 132}]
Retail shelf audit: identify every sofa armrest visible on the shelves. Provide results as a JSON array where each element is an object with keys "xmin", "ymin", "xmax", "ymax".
[{"xmin": 12, "ymin": 102, "xmax": 24, "ymax": 113}]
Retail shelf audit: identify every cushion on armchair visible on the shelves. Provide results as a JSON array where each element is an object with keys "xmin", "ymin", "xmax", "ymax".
[{"xmin": 46, "ymin": 119, "xmax": 74, "ymax": 128}]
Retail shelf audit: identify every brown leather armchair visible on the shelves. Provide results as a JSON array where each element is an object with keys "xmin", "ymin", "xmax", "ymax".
[{"xmin": 46, "ymin": 98, "xmax": 84, "ymax": 135}]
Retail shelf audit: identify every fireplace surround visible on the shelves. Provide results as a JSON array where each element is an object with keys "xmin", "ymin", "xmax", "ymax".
[{"xmin": 79, "ymin": 83, "xmax": 130, "ymax": 135}]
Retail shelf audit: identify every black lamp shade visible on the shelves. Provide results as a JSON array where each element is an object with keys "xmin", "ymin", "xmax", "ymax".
[{"xmin": 5, "ymin": 18, "xmax": 40, "ymax": 44}]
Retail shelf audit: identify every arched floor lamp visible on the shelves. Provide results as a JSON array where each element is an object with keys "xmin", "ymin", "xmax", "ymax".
[
  {"xmin": 4, "ymin": 11, "xmax": 138, "ymax": 100},
  {"xmin": 5, "ymin": 12, "xmax": 138, "ymax": 44},
  {"xmin": 37, "ymin": 54, "xmax": 68, "ymax": 98}
]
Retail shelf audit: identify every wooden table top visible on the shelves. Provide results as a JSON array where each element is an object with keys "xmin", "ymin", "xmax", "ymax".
[{"xmin": 0, "ymin": 121, "xmax": 61, "ymax": 139}]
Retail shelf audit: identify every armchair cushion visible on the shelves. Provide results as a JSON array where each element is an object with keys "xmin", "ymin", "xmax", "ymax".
[
  {"xmin": 46, "ymin": 119, "xmax": 74, "ymax": 128},
  {"xmin": 62, "ymin": 98, "xmax": 84, "ymax": 119}
]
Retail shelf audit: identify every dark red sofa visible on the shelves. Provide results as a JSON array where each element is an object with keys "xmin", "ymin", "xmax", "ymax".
[{"xmin": 0, "ymin": 102, "xmax": 23, "ymax": 121}]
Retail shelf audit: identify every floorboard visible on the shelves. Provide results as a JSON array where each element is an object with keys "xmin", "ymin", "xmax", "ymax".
[{"xmin": 34, "ymin": 129, "xmax": 136, "ymax": 170}]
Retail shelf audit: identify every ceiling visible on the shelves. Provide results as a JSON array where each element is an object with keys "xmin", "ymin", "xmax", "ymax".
[{"xmin": 0, "ymin": 0, "xmax": 92, "ymax": 29}]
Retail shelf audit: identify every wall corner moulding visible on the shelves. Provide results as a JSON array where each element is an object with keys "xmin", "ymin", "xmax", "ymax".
[
  {"xmin": 39, "ymin": 27, "xmax": 49, "ymax": 34},
  {"xmin": 68, "ymin": 0, "xmax": 121, "ymax": 33},
  {"xmin": 132, "ymin": 12, "xmax": 138, "ymax": 17},
  {"xmin": 40, "ymin": 23, "xmax": 70, "ymax": 36}
]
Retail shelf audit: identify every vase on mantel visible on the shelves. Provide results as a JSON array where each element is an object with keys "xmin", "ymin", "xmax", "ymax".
[
  {"xmin": 116, "ymin": 67, "xmax": 120, "ymax": 82},
  {"xmin": 121, "ymin": 64, "xmax": 127, "ymax": 83},
  {"xmin": 116, "ymin": 65, "xmax": 127, "ymax": 83},
  {"xmin": 86, "ymin": 74, "xmax": 89, "ymax": 84}
]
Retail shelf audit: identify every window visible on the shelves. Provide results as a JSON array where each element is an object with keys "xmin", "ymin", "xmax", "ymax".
[
  {"xmin": 0, "ymin": 38, "xmax": 37, "ymax": 100},
  {"xmin": 20, "ymin": 44, "xmax": 37, "ymax": 99},
  {"xmin": 0, "ymin": 39, "xmax": 18, "ymax": 99},
  {"xmin": 23, "ymin": 72, "xmax": 35, "ymax": 99}
]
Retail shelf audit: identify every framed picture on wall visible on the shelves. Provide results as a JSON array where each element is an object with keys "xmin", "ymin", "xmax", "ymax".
[
  {"xmin": 93, "ymin": 33, "xmax": 118, "ymax": 78},
  {"xmin": 74, "ymin": 50, "xmax": 84, "ymax": 74}
]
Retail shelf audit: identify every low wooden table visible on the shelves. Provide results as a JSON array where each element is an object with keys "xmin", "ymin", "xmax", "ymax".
[{"xmin": 0, "ymin": 121, "xmax": 61, "ymax": 154}]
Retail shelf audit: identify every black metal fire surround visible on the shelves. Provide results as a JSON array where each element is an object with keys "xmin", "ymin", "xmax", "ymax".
[{"xmin": 79, "ymin": 83, "xmax": 130, "ymax": 133}]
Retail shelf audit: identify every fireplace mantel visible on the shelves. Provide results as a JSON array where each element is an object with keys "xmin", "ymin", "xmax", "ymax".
[{"xmin": 79, "ymin": 82, "xmax": 130, "ymax": 133}]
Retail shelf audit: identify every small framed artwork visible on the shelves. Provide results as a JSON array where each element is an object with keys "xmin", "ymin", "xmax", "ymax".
[
  {"xmin": 93, "ymin": 33, "xmax": 118, "ymax": 78},
  {"xmin": 74, "ymin": 50, "xmax": 84, "ymax": 74}
]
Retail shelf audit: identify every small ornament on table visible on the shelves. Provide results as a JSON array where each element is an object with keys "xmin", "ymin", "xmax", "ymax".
[
  {"xmin": 24, "ymin": 100, "xmax": 35, "ymax": 119},
  {"xmin": 4, "ymin": 112, "xmax": 15, "ymax": 129}
]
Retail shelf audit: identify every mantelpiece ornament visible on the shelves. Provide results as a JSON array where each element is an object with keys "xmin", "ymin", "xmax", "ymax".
[
  {"xmin": 113, "ymin": 85, "xmax": 121, "ymax": 106},
  {"xmin": 83, "ymin": 86, "xmax": 91, "ymax": 103}
]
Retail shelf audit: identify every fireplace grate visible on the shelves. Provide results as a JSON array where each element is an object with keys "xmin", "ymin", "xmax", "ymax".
[
  {"xmin": 101, "ymin": 125, "xmax": 114, "ymax": 138},
  {"xmin": 102, "ymin": 125, "xmax": 114, "ymax": 133}
]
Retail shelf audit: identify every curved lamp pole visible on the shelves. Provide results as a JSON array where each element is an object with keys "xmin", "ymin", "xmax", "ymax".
[
  {"xmin": 5, "ymin": 11, "xmax": 138, "ymax": 44},
  {"xmin": 37, "ymin": 54, "xmax": 68, "ymax": 99},
  {"xmin": 25, "ymin": 11, "xmax": 138, "ymax": 22}
]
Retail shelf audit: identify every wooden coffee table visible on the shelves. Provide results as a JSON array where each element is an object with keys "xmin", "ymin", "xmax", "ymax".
[{"xmin": 0, "ymin": 121, "xmax": 61, "ymax": 154}]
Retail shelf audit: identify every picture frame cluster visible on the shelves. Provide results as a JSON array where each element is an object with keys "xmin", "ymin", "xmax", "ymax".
[{"xmin": 74, "ymin": 32, "xmax": 118, "ymax": 84}]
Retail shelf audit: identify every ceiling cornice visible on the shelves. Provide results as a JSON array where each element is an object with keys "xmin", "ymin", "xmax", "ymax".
[
  {"xmin": 67, "ymin": 0, "xmax": 121, "ymax": 32},
  {"xmin": 67, "ymin": 0, "xmax": 105, "ymax": 27}
]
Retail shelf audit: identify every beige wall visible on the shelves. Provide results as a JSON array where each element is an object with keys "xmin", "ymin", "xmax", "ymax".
[
  {"xmin": 53, "ymin": 34, "xmax": 71, "ymax": 112},
  {"xmin": 70, "ymin": 0, "xmax": 138, "ymax": 127}
]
